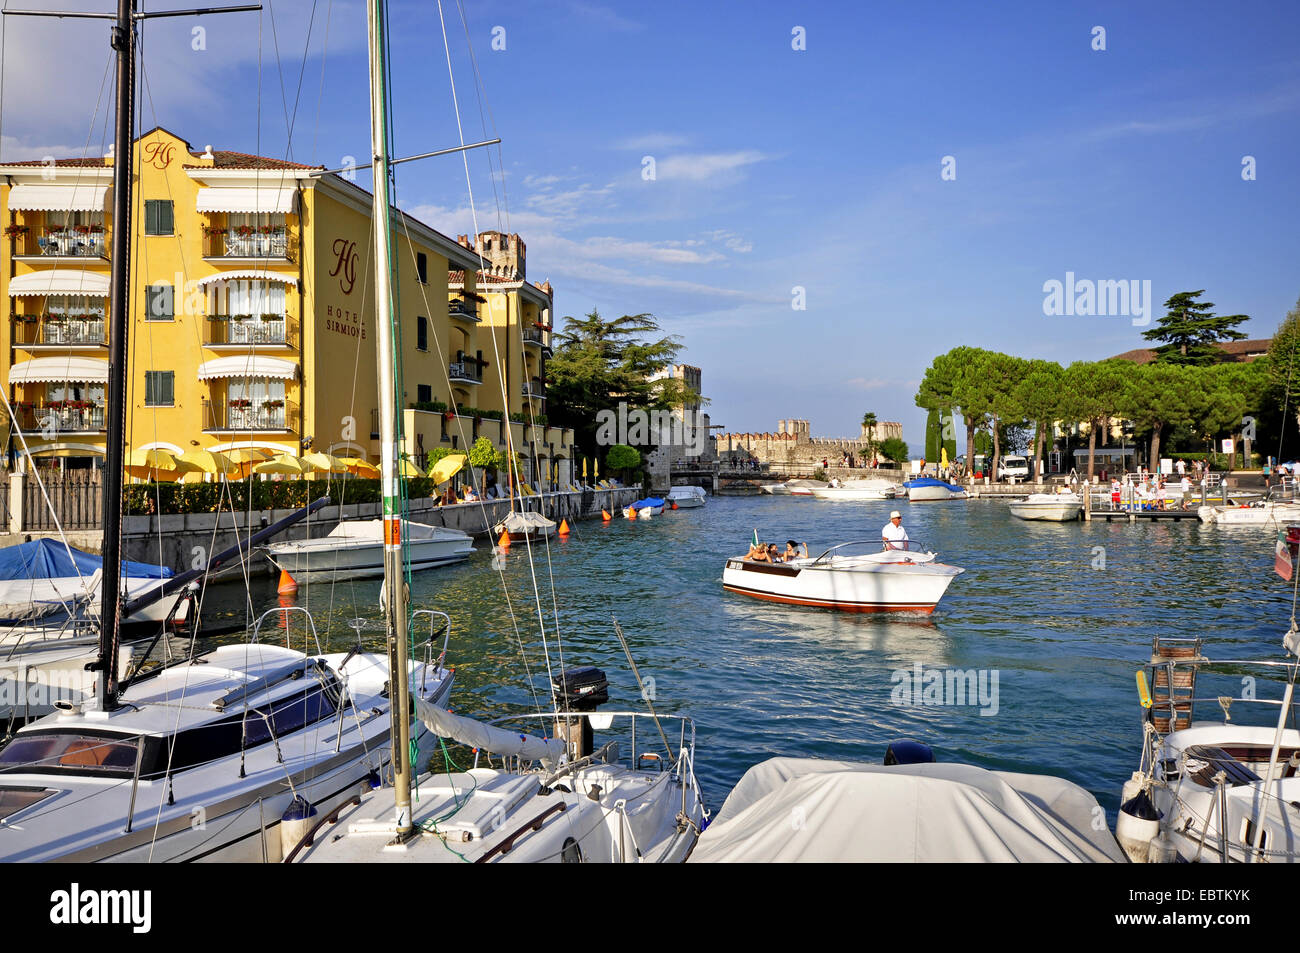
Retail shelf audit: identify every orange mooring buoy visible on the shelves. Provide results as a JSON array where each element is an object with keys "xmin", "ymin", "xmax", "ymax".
[
  {"xmin": 601, "ymin": 509, "xmax": 611, "ymax": 522},
  {"xmin": 671, "ymin": 502, "xmax": 678, "ymax": 510},
  {"xmin": 277, "ymin": 569, "xmax": 298, "ymax": 595},
  {"xmin": 558, "ymin": 518, "xmax": 570, "ymax": 536},
  {"xmin": 498, "ymin": 530, "xmax": 512, "ymax": 548}
]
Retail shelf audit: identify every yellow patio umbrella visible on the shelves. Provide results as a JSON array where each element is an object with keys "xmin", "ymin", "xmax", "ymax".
[
  {"xmin": 428, "ymin": 453, "xmax": 466, "ymax": 487},
  {"xmin": 340, "ymin": 457, "xmax": 381, "ymax": 478},
  {"xmin": 582, "ymin": 457, "xmax": 588, "ymax": 481},
  {"xmin": 940, "ymin": 446, "xmax": 950, "ymax": 470},
  {"xmin": 125, "ymin": 448, "xmax": 200, "ymax": 481},
  {"xmin": 224, "ymin": 447, "xmax": 275, "ymax": 464},
  {"xmin": 398, "ymin": 458, "xmax": 424, "ymax": 479},
  {"xmin": 252, "ymin": 454, "xmax": 311, "ymax": 476},
  {"xmin": 179, "ymin": 448, "xmax": 237, "ymax": 475},
  {"xmin": 302, "ymin": 451, "xmax": 349, "ymax": 473}
]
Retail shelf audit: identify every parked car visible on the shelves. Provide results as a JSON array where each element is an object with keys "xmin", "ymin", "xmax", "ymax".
[{"xmin": 997, "ymin": 456, "xmax": 1030, "ymax": 481}]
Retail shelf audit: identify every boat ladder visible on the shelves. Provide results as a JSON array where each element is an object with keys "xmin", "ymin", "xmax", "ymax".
[{"xmin": 1148, "ymin": 635, "xmax": 1203, "ymax": 733}]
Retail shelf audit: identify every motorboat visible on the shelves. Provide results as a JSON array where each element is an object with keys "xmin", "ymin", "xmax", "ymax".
[
  {"xmin": 1008, "ymin": 492, "xmax": 1084, "ymax": 522},
  {"xmin": 1115, "ymin": 629, "xmax": 1300, "ymax": 863},
  {"xmin": 625, "ymin": 496, "xmax": 665, "ymax": 519},
  {"xmin": 263, "ymin": 519, "xmax": 473, "ymax": 577},
  {"xmin": 691, "ymin": 753, "xmax": 1123, "ymax": 862},
  {"xmin": 0, "ymin": 538, "xmax": 175, "ymax": 626},
  {"xmin": 1198, "ymin": 499, "xmax": 1300, "ymax": 526},
  {"xmin": 810, "ymin": 479, "xmax": 899, "ymax": 501},
  {"xmin": 494, "ymin": 509, "xmax": 557, "ymax": 541},
  {"xmin": 0, "ymin": 608, "xmax": 454, "ymax": 862},
  {"xmin": 903, "ymin": 477, "xmax": 967, "ymax": 501},
  {"xmin": 722, "ymin": 540, "xmax": 963, "ymax": 613},
  {"xmin": 666, "ymin": 485, "xmax": 707, "ymax": 508},
  {"xmin": 784, "ymin": 479, "xmax": 825, "ymax": 497},
  {"xmin": 291, "ymin": 666, "xmax": 707, "ymax": 864}
]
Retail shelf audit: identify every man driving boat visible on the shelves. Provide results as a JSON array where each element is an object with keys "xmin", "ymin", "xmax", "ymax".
[{"xmin": 882, "ymin": 510, "xmax": 909, "ymax": 550}]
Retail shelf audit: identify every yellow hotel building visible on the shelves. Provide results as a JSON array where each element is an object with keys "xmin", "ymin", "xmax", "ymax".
[{"xmin": 0, "ymin": 128, "xmax": 574, "ymax": 485}]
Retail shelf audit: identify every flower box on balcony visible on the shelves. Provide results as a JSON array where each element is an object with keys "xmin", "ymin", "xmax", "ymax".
[
  {"xmin": 259, "ymin": 313, "xmax": 283, "ymax": 322},
  {"xmin": 3, "ymin": 225, "xmax": 29, "ymax": 240},
  {"xmin": 263, "ymin": 400, "xmax": 285, "ymax": 409},
  {"xmin": 229, "ymin": 399, "xmax": 252, "ymax": 409}
]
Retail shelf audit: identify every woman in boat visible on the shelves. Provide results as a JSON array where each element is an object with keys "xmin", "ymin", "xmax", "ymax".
[
  {"xmin": 784, "ymin": 540, "xmax": 807, "ymax": 561},
  {"xmin": 748, "ymin": 542, "xmax": 769, "ymax": 562},
  {"xmin": 766, "ymin": 543, "xmax": 783, "ymax": 563}
]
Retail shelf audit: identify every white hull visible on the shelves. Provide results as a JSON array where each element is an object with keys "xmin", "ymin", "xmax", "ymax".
[
  {"xmin": 1009, "ymin": 495, "xmax": 1083, "ymax": 521},
  {"xmin": 906, "ymin": 486, "xmax": 967, "ymax": 502},
  {"xmin": 0, "ymin": 640, "xmax": 134, "ymax": 721},
  {"xmin": 265, "ymin": 520, "xmax": 473, "ymax": 576},
  {"xmin": 670, "ymin": 497, "xmax": 705, "ymax": 508},
  {"xmin": 1198, "ymin": 502, "xmax": 1300, "ymax": 525},
  {"xmin": 0, "ymin": 574, "xmax": 173, "ymax": 626},
  {"xmin": 811, "ymin": 486, "xmax": 898, "ymax": 501},
  {"xmin": 722, "ymin": 553, "xmax": 962, "ymax": 613}
]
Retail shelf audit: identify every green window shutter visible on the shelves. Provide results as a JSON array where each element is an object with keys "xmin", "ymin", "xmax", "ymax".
[
  {"xmin": 145, "ymin": 200, "xmax": 174, "ymax": 235},
  {"xmin": 161, "ymin": 201, "xmax": 174, "ymax": 234},
  {"xmin": 145, "ymin": 371, "xmax": 174, "ymax": 406},
  {"xmin": 145, "ymin": 201, "xmax": 158, "ymax": 235}
]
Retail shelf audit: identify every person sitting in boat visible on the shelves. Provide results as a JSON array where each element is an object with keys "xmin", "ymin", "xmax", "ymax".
[
  {"xmin": 882, "ymin": 511, "xmax": 909, "ymax": 549},
  {"xmin": 784, "ymin": 540, "xmax": 807, "ymax": 561},
  {"xmin": 747, "ymin": 542, "xmax": 769, "ymax": 562},
  {"xmin": 767, "ymin": 543, "xmax": 784, "ymax": 562}
]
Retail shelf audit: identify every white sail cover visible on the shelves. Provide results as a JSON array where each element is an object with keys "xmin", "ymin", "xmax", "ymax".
[
  {"xmin": 690, "ymin": 759, "xmax": 1124, "ymax": 863},
  {"xmin": 416, "ymin": 698, "xmax": 565, "ymax": 767},
  {"xmin": 500, "ymin": 511, "xmax": 555, "ymax": 533}
]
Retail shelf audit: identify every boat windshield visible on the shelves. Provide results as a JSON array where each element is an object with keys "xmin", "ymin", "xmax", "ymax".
[
  {"xmin": 810, "ymin": 540, "xmax": 934, "ymax": 561},
  {"xmin": 0, "ymin": 731, "xmax": 139, "ymax": 775}
]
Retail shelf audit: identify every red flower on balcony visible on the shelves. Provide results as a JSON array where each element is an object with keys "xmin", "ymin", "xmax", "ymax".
[{"xmin": 3, "ymin": 224, "xmax": 29, "ymax": 240}]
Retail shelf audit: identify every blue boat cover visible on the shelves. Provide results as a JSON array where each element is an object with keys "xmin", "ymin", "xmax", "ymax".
[
  {"xmin": 0, "ymin": 538, "xmax": 172, "ymax": 581},
  {"xmin": 631, "ymin": 497, "xmax": 665, "ymax": 509},
  {"xmin": 903, "ymin": 478, "xmax": 962, "ymax": 491}
]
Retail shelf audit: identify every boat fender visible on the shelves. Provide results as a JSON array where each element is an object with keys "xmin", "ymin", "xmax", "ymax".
[
  {"xmin": 279, "ymin": 795, "xmax": 318, "ymax": 859},
  {"xmin": 1116, "ymin": 780, "xmax": 1162, "ymax": 863},
  {"xmin": 883, "ymin": 740, "xmax": 935, "ymax": 765}
]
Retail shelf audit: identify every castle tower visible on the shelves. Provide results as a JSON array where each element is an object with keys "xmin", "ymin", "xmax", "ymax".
[{"xmin": 454, "ymin": 230, "xmax": 526, "ymax": 280}]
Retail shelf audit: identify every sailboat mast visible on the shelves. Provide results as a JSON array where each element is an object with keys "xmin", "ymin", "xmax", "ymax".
[
  {"xmin": 367, "ymin": 0, "xmax": 414, "ymax": 838},
  {"xmin": 97, "ymin": 0, "xmax": 136, "ymax": 711}
]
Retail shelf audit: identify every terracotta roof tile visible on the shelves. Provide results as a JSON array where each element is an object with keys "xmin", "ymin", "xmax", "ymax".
[{"xmin": 1108, "ymin": 338, "xmax": 1271, "ymax": 364}]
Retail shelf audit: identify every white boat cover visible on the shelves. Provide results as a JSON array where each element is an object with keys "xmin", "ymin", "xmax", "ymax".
[
  {"xmin": 690, "ymin": 758, "xmax": 1124, "ymax": 863},
  {"xmin": 415, "ymin": 698, "xmax": 565, "ymax": 767},
  {"xmin": 667, "ymin": 485, "xmax": 706, "ymax": 500},
  {"xmin": 499, "ymin": 511, "xmax": 556, "ymax": 534}
]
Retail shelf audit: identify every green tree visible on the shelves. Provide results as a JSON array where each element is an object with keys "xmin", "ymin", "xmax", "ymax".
[
  {"xmin": 924, "ymin": 408, "xmax": 939, "ymax": 461},
  {"xmin": 604, "ymin": 443, "xmax": 641, "ymax": 480},
  {"xmin": 861, "ymin": 411, "xmax": 878, "ymax": 463},
  {"xmin": 1142, "ymin": 290, "xmax": 1249, "ymax": 366},
  {"xmin": 546, "ymin": 309, "xmax": 697, "ymax": 462},
  {"xmin": 1013, "ymin": 360, "xmax": 1065, "ymax": 482},
  {"xmin": 879, "ymin": 437, "xmax": 909, "ymax": 465},
  {"xmin": 1119, "ymin": 362, "xmax": 1197, "ymax": 465},
  {"xmin": 917, "ymin": 346, "xmax": 993, "ymax": 463},
  {"xmin": 1059, "ymin": 361, "xmax": 1129, "ymax": 482}
]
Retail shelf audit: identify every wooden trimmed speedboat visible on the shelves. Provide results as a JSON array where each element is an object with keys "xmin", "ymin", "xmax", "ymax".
[{"xmin": 722, "ymin": 541, "xmax": 963, "ymax": 613}]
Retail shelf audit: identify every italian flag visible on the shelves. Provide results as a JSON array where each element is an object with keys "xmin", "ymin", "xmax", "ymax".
[
  {"xmin": 1276, "ymin": 530, "xmax": 1293, "ymax": 582},
  {"xmin": 753, "ymin": 528, "xmax": 760, "ymax": 547}
]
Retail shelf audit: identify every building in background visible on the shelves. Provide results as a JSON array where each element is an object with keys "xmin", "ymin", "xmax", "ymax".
[
  {"xmin": 717, "ymin": 417, "xmax": 902, "ymax": 469},
  {"xmin": 645, "ymin": 363, "xmax": 715, "ymax": 490},
  {"xmin": 0, "ymin": 128, "xmax": 572, "ymax": 482}
]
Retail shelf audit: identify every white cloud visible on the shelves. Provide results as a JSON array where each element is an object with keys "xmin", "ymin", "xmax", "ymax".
[
  {"xmin": 657, "ymin": 151, "xmax": 767, "ymax": 182},
  {"xmin": 614, "ymin": 132, "xmax": 688, "ymax": 151}
]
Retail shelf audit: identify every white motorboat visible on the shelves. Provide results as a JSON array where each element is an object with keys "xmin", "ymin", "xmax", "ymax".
[
  {"xmin": 1198, "ymin": 501, "xmax": 1300, "ymax": 526},
  {"xmin": 264, "ymin": 519, "xmax": 473, "ymax": 577},
  {"xmin": 624, "ymin": 496, "xmax": 665, "ymax": 519},
  {"xmin": 903, "ymin": 477, "xmax": 967, "ymax": 501},
  {"xmin": 1008, "ymin": 492, "xmax": 1084, "ymax": 522},
  {"xmin": 666, "ymin": 485, "xmax": 707, "ymax": 508},
  {"xmin": 785, "ymin": 479, "xmax": 825, "ymax": 497},
  {"xmin": 810, "ymin": 479, "xmax": 899, "ymax": 501},
  {"xmin": 691, "ymin": 756, "xmax": 1123, "ymax": 862},
  {"xmin": 722, "ymin": 540, "xmax": 963, "ymax": 613},
  {"xmin": 1115, "ymin": 630, "xmax": 1300, "ymax": 863},
  {"xmin": 0, "ymin": 609, "xmax": 454, "ymax": 862},
  {"xmin": 494, "ymin": 509, "xmax": 557, "ymax": 540}
]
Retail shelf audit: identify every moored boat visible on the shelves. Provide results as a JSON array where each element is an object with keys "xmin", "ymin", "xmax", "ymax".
[
  {"xmin": 625, "ymin": 496, "xmax": 665, "ymax": 519},
  {"xmin": 264, "ymin": 519, "xmax": 473, "ymax": 577},
  {"xmin": 666, "ymin": 485, "xmax": 707, "ymax": 508},
  {"xmin": 722, "ymin": 540, "xmax": 963, "ymax": 613},
  {"xmin": 494, "ymin": 509, "xmax": 557, "ymax": 540},
  {"xmin": 1198, "ymin": 501, "xmax": 1300, "ymax": 526},
  {"xmin": 1008, "ymin": 492, "xmax": 1083, "ymax": 522},
  {"xmin": 903, "ymin": 477, "xmax": 967, "ymax": 501},
  {"xmin": 810, "ymin": 479, "xmax": 899, "ymax": 501}
]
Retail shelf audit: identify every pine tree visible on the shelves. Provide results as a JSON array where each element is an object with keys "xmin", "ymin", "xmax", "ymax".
[{"xmin": 1142, "ymin": 290, "xmax": 1249, "ymax": 365}]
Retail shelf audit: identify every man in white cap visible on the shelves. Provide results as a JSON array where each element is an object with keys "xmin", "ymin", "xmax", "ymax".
[{"xmin": 882, "ymin": 510, "xmax": 909, "ymax": 549}]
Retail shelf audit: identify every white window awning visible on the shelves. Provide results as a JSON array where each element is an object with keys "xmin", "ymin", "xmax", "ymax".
[
  {"xmin": 7, "ymin": 183, "xmax": 111, "ymax": 212},
  {"xmin": 195, "ymin": 270, "xmax": 298, "ymax": 288},
  {"xmin": 8, "ymin": 270, "xmax": 110, "ymax": 297},
  {"xmin": 8, "ymin": 356, "xmax": 109, "ymax": 383},
  {"xmin": 195, "ymin": 187, "xmax": 297, "ymax": 215},
  {"xmin": 197, "ymin": 355, "xmax": 298, "ymax": 381}
]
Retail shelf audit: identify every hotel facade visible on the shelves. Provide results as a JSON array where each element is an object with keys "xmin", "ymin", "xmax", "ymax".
[{"xmin": 0, "ymin": 127, "xmax": 574, "ymax": 485}]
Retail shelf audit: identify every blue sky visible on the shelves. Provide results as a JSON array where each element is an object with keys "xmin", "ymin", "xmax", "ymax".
[{"xmin": 3, "ymin": 0, "xmax": 1298, "ymax": 449}]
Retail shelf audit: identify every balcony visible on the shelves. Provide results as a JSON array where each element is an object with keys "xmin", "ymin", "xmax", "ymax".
[
  {"xmin": 203, "ymin": 227, "xmax": 295, "ymax": 261},
  {"xmin": 12, "ymin": 315, "xmax": 107, "ymax": 348},
  {"xmin": 522, "ymin": 325, "xmax": 550, "ymax": 351},
  {"xmin": 15, "ymin": 401, "xmax": 105, "ymax": 434},
  {"xmin": 204, "ymin": 314, "xmax": 297, "ymax": 348},
  {"xmin": 448, "ymin": 361, "xmax": 482, "ymax": 384},
  {"xmin": 11, "ymin": 227, "xmax": 108, "ymax": 260},
  {"xmin": 521, "ymin": 378, "xmax": 546, "ymax": 400},
  {"xmin": 448, "ymin": 299, "xmax": 480, "ymax": 323},
  {"xmin": 202, "ymin": 398, "xmax": 298, "ymax": 433}
]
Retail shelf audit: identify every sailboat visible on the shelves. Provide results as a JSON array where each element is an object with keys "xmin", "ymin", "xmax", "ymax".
[
  {"xmin": 0, "ymin": 0, "xmax": 452, "ymax": 862},
  {"xmin": 289, "ymin": 0, "xmax": 709, "ymax": 864}
]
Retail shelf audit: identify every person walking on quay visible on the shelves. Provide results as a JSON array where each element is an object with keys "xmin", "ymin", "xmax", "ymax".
[
  {"xmin": 882, "ymin": 510, "xmax": 909, "ymax": 550},
  {"xmin": 1176, "ymin": 458, "xmax": 1186, "ymax": 478}
]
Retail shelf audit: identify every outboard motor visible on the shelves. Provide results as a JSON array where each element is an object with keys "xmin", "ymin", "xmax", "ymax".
[
  {"xmin": 884, "ymin": 740, "xmax": 935, "ymax": 765},
  {"xmin": 552, "ymin": 666, "xmax": 609, "ymax": 759}
]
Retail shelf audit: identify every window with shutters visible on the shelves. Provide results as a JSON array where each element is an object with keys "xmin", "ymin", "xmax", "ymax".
[
  {"xmin": 416, "ymin": 253, "xmax": 428, "ymax": 284},
  {"xmin": 145, "ymin": 283, "xmax": 174, "ymax": 321},
  {"xmin": 416, "ymin": 316, "xmax": 428, "ymax": 351},
  {"xmin": 144, "ymin": 371, "xmax": 174, "ymax": 407},
  {"xmin": 144, "ymin": 200, "xmax": 174, "ymax": 236},
  {"xmin": 417, "ymin": 384, "xmax": 432, "ymax": 404}
]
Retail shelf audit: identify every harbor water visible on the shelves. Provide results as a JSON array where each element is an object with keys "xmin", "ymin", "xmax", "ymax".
[{"xmin": 202, "ymin": 494, "xmax": 1295, "ymax": 817}]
